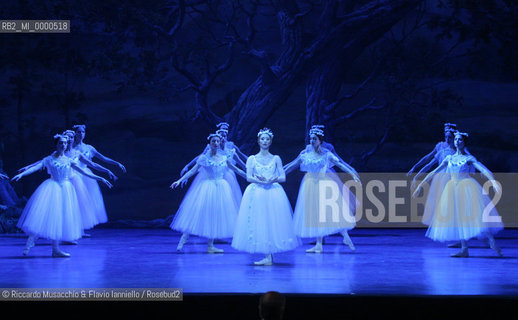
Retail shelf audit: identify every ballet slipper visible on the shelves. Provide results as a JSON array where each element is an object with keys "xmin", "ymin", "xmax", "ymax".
[
  {"xmin": 23, "ymin": 236, "xmax": 35, "ymax": 256},
  {"xmin": 52, "ymin": 249, "xmax": 71, "ymax": 258},
  {"xmin": 447, "ymin": 242, "xmax": 462, "ymax": 248},
  {"xmin": 254, "ymin": 254, "xmax": 273, "ymax": 266},
  {"xmin": 207, "ymin": 246, "xmax": 224, "ymax": 253},
  {"xmin": 207, "ymin": 239, "xmax": 224, "ymax": 253},
  {"xmin": 488, "ymin": 238, "xmax": 503, "ymax": 257},
  {"xmin": 342, "ymin": 234, "xmax": 356, "ymax": 251},
  {"xmin": 177, "ymin": 234, "xmax": 189, "ymax": 251},
  {"xmin": 62, "ymin": 240, "xmax": 78, "ymax": 245},
  {"xmin": 52, "ymin": 242, "xmax": 70, "ymax": 258},
  {"xmin": 451, "ymin": 248, "xmax": 469, "ymax": 258},
  {"xmin": 305, "ymin": 244, "xmax": 323, "ymax": 253}
]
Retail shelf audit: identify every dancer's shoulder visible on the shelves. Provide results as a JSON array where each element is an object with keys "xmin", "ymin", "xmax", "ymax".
[
  {"xmin": 272, "ymin": 155, "xmax": 282, "ymax": 164},
  {"xmin": 245, "ymin": 155, "xmax": 256, "ymax": 168},
  {"xmin": 465, "ymin": 155, "xmax": 477, "ymax": 163},
  {"xmin": 85, "ymin": 143, "xmax": 97, "ymax": 152},
  {"xmin": 196, "ymin": 154, "xmax": 209, "ymax": 164},
  {"xmin": 434, "ymin": 141, "xmax": 447, "ymax": 150},
  {"xmin": 42, "ymin": 155, "xmax": 53, "ymax": 165},
  {"xmin": 225, "ymin": 141, "xmax": 235, "ymax": 148},
  {"xmin": 326, "ymin": 151, "xmax": 339, "ymax": 163},
  {"xmin": 76, "ymin": 143, "xmax": 96, "ymax": 154}
]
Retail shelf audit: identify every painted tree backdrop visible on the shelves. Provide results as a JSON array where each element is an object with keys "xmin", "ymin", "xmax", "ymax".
[{"xmin": 1, "ymin": 0, "xmax": 517, "ymax": 224}]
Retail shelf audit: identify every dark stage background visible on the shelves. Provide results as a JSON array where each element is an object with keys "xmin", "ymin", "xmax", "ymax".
[{"xmin": 1, "ymin": 0, "xmax": 517, "ymax": 226}]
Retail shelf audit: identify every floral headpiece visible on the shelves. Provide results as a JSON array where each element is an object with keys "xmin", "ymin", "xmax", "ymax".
[
  {"xmin": 216, "ymin": 129, "xmax": 228, "ymax": 136},
  {"xmin": 309, "ymin": 124, "xmax": 324, "ymax": 137},
  {"xmin": 257, "ymin": 128, "xmax": 274, "ymax": 139},
  {"xmin": 444, "ymin": 123, "xmax": 457, "ymax": 129},
  {"xmin": 216, "ymin": 122, "xmax": 230, "ymax": 132},
  {"xmin": 54, "ymin": 134, "xmax": 69, "ymax": 141},
  {"xmin": 207, "ymin": 133, "xmax": 223, "ymax": 141},
  {"xmin": 63, "ymin": 130, "xmax": 75, "ymax": 137},
  {"xmin": 454, "ymin": 131, "xmax": 469, "ymax": 138},
  {"xmin": 444, "ymin": 127, "xmax": 456, "ymax": 134},
  {"xmin": 73, "ymin": 124, "xmax": 86, "ymax": 131}
]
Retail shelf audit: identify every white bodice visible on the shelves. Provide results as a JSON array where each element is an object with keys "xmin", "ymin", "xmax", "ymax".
[
  {"xmin": 42, "ymin": 155, "xmax": 75, "ymax": 182},
  {"xmin": 66, "ymin": 149, "xmax": 81, "ymax": 162},
  {"xmin": 299, "ymin": 150, "xmax": 337, "ymax": 173},
  {"xmin": 247, "ymin": 155, "xmax": 279, "ymax": 180},
  {"xmin": 445, "ymin": 154, "xmax": 476, "ymax": 180},
  {"xmin": 197, "ymin": 153, "xmax": 230, "ymax": 180}
]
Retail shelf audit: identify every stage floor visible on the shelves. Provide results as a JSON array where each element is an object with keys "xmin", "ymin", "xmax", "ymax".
[{"xmin": 1, "ymin": 228, "xmax": 517, "ymax": 296}]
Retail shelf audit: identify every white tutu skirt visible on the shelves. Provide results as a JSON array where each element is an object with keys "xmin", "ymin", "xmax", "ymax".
[
  {"xmin": 17, "ymin": 179, "xmax": 83, "ymax": 241},
  {"xmin": 224, "ymin": 169, "xmax": 243, "ymax": 207},
  {"xmin": 421, "ymin": 171, "xmax": 450, "ymax": 226},
  {"xmin": 232, "ymin": 183, "xmax": 300, "ymax": 254},
  {"xmin": 426, "ymin": 178, "xmax": 504, "ymax": 242},
  {"xmin": 69, "ymin": 173, "xmax": 99, "ymax": 230},
  {"xmin": 78, "ymin": 167, "xmax": 108, "ymax": 227},
  {"xmin": 293, "ymin": 173, "xmax": 357, "ymax": 238},
  {"xmin": 171, "ymin": 176, "xmax": 238, "ymax": 239}
]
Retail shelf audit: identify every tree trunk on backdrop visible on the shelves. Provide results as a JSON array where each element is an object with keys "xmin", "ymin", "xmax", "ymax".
[{"xmin": 226, "ymin": 0, "xmax": 419, "ymax": 152}]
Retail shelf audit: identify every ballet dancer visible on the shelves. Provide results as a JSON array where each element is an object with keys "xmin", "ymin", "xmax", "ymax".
[
  {"xmin": 410, "ymin": 124, "xmax": 457, "ymax": 226},
  {"xmin": 12, "ymin": 134, "xmax": 112, "ymax": 257},
  {"xmin": 19, "ymin": 130, "xmax": 118, "ymax": 233},
  {"xmin": 179, "ymin": 123, "xmax": 246, "ymax": 212},
  {"xmin": 63, "ymin": 130, "xmax": 118, "ymax": 230},
  {"xmin": 72, "ymin": 124, "xmax": 125, "ymax": 229},
  {"xmin": 232, "ymin": 128, "xmax": 299, "ymax": 265},
  {"xmin": 413, "ymin": 131, "xmax": 503, "ymax": 257},
  {"xmin": 284, "ymin": 126, "xmax": 360, "ymax": 253},
  {"xmin": 170, "ymin": 133, "xmax": 246, "ymax": 253},
  {"xmin": 408, "ymin": 124, "xmax": 478, "ymax": 250}
]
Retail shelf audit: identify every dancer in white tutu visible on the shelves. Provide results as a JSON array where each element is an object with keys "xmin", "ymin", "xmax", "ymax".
[
  {"xmin": 284, "ymin": 125, "xmax": 360, "ymax": 253},
  {"xmin": 63, "ymin": 130, "xmax": 118, "ymax": 230},
  {"xmin": 12, "ymin": 134, "xmax": 112, "ymax": 257},
  {"xmin": 408, "ymin": 123, "xmax": 457, "ymax": 226},
  {"xmin": 179, "ymin": 123, "xmax": 246, "ymax": 216},
  {"xmin": 413, "ymin": 131, "xmax": 503, "ymax": 257},
  {"xmin": 72, "ymin": 124, "xmax": 125, "ymax": 230},
  {"xmin": 408, "ymin": 124, "xmax": 484, "ymax": 250},
  {"xmin": 170, "ymin": 133, "xmax": 245, "ymax": 253},
  {"xmin": 17, "ymin": 130, "xmax": 118, "ymax": 234},
  {"xmin": 232, "ymin": 128, "xmax": 299, "ymax": 266}
]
